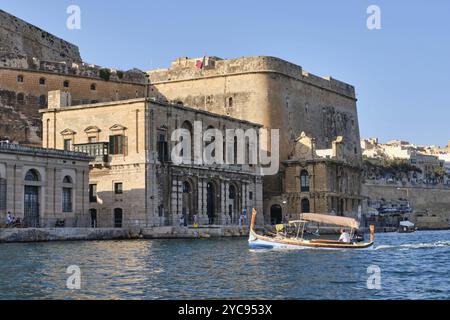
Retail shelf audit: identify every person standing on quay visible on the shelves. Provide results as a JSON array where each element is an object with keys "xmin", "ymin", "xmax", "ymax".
[{"xmin": 179, "ymin": 214, "xmax": 185, "ymax": 227}]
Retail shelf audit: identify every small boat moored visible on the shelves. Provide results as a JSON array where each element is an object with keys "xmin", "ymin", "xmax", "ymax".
[
  {"xmin": 248, "ymin": 209, "xmax": 375, "ymax": 250},
  {"xmin": 398, "ymin": 220, "xmax": 417, "ymax": 233}
]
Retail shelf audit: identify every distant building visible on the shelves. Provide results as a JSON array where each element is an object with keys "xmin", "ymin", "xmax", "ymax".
[{"xmin": 361, "ymin": 138, "xmax": 447, "ymax": 184}]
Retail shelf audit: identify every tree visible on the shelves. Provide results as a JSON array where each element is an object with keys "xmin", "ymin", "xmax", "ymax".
[{"xmin": 98, "ymin": 68, "xmax": 111, "ymax": 81}]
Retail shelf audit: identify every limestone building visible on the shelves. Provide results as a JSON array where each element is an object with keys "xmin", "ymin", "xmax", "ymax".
[
  {"xmin": 266, "ymin": 132, "xmax": 363, "ymax": 224},
  {"xmin": 1, "ymin": 10, "xmax": 365, "ymax": 223},
  {"xmin": 148, "ymin": 56, "xmax": 363, "ymax": 219},
  {"xmin": 0, "ymin": 141, "xmax": 92, "ymax": 227},
  {"xmin": 41, "ymin": 91, "xmax": 263, "ymax": 228}
]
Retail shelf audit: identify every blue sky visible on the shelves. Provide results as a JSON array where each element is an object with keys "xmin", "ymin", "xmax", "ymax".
[{"xmin": 1, "ymin": 0, "xmax": 449, "ymax": 146}]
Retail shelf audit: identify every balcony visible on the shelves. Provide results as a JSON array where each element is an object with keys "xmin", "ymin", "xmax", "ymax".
[{"xmin": 73, "ymin": 142, "xmax": 109, "ymax": 165}]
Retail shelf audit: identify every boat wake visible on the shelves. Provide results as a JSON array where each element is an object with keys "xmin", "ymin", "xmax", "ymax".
[{"xmin": 375, "ymin": 240, "xmax": 450, "ymax": 251}]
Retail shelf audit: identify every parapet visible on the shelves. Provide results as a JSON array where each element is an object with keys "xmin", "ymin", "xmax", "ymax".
[{"xmin": 148, "ymin": 56, "xmax": 356, "ymax": 99}]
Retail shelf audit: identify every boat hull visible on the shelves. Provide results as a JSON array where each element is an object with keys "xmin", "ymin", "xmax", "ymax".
[{"xmin": 248, "ymin": 230, "xmax": 374, "ymax": 251}]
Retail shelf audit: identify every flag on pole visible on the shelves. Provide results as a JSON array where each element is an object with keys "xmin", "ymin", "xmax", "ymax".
[{"xmin": 195, "ymin": 55, "xmax": 207, "ymax": 69}]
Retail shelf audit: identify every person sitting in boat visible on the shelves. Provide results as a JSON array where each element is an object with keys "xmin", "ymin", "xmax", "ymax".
[{"xmin": 339, "ymin": 229, "xmax": 351, "ymax": 243}]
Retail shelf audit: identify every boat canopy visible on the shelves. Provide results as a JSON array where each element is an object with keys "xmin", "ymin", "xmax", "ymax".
[
  {"xmin": 399, "ymin": 220, "xmax": 415, "ymax": 227},
  {"xmin": 294, "ymin": 213, "xmax": 360, "ymax": 229}
]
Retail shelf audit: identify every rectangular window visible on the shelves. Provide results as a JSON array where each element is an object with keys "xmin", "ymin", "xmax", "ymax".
[
  {"xmin": 63, "ymin": 139, "xmax": 72, "ymax": 151},
  {"xmin": 114, "ymin": 182, "xmax": 123, "ymax": 195},
  {"xmin": 157, "ymin": 132, "xmax": 168, "ymax": 162},
  {"xmin": 158, "ymin": 205, "xmax": 165, "ymax": 217},
  {"xmin": 88, "ymin": 136, "xmax": 98, "ymax": 143},
  {"xmin": 109, "ymin": 135, "xmax": 124, "ymax": 155},
  {"xmin": 249, "ymin": 191, "xmax": 253, "ymax": 200},
  {"xmin": 62, "ymin": 188, "xmax": 72, "ymax": 212},
  {"xmin": 89, "ymin": 184, "xmax": 97, "ymax": 203}
]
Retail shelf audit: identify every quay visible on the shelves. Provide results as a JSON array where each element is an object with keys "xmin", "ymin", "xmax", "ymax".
[{"xmin": 0, "ymin": 226, "xmax": 250, "ymax": 243}]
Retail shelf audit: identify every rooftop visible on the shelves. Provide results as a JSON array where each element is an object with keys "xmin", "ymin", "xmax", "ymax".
[
  {"xmin": 40, "ymin": 95, "xmax": 263, "ymax": 128},
  {"xmin": 148, "ymin": 56, "xmax": 356, "ymax": 99}
]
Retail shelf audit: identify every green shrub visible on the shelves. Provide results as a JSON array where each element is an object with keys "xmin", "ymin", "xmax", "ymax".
[{"xmin": 98, "ymin": 68, "xmax": 111, "ymax": 81}]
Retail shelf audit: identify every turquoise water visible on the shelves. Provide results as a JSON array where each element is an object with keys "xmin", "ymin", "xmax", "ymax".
[{"xmin": 0, "ymin": 230, "xmax": 449, "ymax": 300}]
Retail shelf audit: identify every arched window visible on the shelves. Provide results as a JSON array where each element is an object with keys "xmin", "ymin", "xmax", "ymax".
[
  {"xmin": 182, "ymin": 181, "xmax": 191, "ymax": 193},
  {"xmin": 17, "ymin": 75, "xmax": 24, "ymax": 83},
  {"xmin": 62, "ymin": 176, "xmax": 73, "ymax": 213},
  {"xmin": 301, "ymin": 198, "xmax": 310, "ymax": 213},
  {"xmin": 63, "ymin": 175, "xmax": 73, "ymax": 184},
  {"xmin": 90, "ymin": 83, "xmax": 97, "ymax": 91},
  {"xmin": 181, "ymin": 121, "xmax": 194, "ymax": 161},
  {"xmin": 25, "ymin": 169, "xmax": 40, "ymax": 182},
  {"xmin": 300, "ymin": 170, "xmax": 310, "ymax": 192}
]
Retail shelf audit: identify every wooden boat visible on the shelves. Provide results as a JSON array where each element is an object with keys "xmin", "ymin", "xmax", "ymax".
[{"xmin": 248, "ymin": 209, "xmax": 375, "ymax": 250}]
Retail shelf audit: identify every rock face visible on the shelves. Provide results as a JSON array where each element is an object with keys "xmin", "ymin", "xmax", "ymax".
[{"xmin": 0, "ymin": 10, "xmax": 82, "ymax": 63}]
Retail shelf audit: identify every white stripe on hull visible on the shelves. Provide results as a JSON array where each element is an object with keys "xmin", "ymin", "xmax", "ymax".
[{"xmin": 248, "ymin": 234, "xmax": 374, "ymax": 251}]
